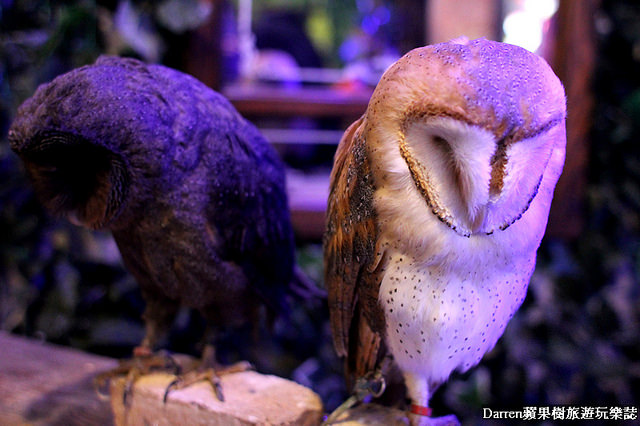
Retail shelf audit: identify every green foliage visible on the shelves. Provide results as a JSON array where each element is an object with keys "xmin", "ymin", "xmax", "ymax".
[{"xmin": 248, "ymin": 0, "xmax": 362, "ymax": 67}]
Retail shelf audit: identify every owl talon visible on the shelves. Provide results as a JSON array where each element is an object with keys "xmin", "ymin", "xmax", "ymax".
[
  {"xmin": 322, "ymin": 368, "xmax": 387, "ymax": 424},
  {"xmin": 163, "ymin": 373, "xmax": 223, "ymax": 402},
  {"xmin": 92, "ymin": 351, "xmax": 182, "ymax": 405},
  {"xmin": 163, "ymin": 360, "xmax": 252, "ymax": 402},
  {"xmin": 213, "ymin": 379, "xmax": 225, "ymax": 402},
  {"xmin": 322, "ymin": 395, "xmax": 359, "ymax": 425},
  {"xmin": 163, "ymin": 379, "xmax": 178, "ymax": 403},
  {"xmin": 122, "ymin": 368, "xmax": 139, "ymax": 405}
]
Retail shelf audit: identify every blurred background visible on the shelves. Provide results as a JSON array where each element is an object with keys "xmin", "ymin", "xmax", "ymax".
[{"xmin": 0, "ymin": 0, "xmax": 638, "ymax": 424}]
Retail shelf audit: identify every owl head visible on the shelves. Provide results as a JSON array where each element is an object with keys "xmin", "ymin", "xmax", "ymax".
[
  {"xmin": 364, "ymin": 38, "xmax": 566, "ymax": 239},
  {"xmin": 7, "ymin": 57, "xmax": 173, "ymax": 229}
]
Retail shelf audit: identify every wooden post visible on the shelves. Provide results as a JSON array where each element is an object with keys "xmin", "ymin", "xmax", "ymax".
[{"xmin": 546, "ymin": 0, "xmax": 599, "ymax": 238}]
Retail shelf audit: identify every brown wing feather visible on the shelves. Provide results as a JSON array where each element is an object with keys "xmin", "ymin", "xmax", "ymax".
[{"xmin": 324, "ymin": 116, "xmax": 388, "ymax": 384}]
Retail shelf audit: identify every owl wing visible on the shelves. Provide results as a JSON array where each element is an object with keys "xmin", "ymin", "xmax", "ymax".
[
  {"xmin": 324, "ymin": 117, "xmax": 388, "ymax": 383},
  {"xmin": 206, "ymin": 120, "xmax": 295, "ymax": 314}
]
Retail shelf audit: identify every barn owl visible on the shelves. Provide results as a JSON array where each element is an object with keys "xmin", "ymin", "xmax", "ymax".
[{"xmin": 324, "ymin": 38, "xmax": 566, "ymax": 425}]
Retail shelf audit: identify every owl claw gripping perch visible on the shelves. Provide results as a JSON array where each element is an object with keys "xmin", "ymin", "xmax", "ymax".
[
  {"xmin": 323, "ymin": 358, "xmax": 388, "ymax": 424},
  {"xmin": 324, "ymin": 38, "xmax": 566, "ymax": 424},
  {"xmin": 10, "ymin": 56, "xmax": 310, "ymax": 403}
]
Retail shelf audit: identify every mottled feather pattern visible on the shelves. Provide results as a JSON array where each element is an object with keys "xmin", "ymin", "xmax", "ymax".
[
  {"xmin": 9, "ymin": 56, "xmax": 299, "ymax": 342},
  {"xmin": 325, "ymin": 117, "xmax": 370, "ymax": 356},
  {"xmin": 324, "ymin": 116, "xmax": 387, "ymax": 381}
]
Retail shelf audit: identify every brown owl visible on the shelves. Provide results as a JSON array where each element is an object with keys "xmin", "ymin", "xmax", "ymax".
[{"xmin": 9, "ymin": 56, "xmax": 312, "ymax": 400}]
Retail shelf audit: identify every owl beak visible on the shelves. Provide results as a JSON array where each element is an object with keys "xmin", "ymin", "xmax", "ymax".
[
  {"xmin": 67, "ymin": 211, "xmax": 85, "ymax": 227},
  {"xmin": 469, "ymin": 206, "xmax": 487, "ymax": 234}
]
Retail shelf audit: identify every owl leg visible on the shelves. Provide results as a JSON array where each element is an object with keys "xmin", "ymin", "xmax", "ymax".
[
  {"xmin": 93, "ymin": 297, "xmax": 180, "ymax": 404},
  {"xmin": 162, "ymin": 329, "xmax": 253, "ymax": 402},
  {"xmin": 404, "ymin": 373, "xmax": 459, "ymax": 426},
  {"xmin": 134, "ymin": 302, "xmax": 177, "ymax": 356}
]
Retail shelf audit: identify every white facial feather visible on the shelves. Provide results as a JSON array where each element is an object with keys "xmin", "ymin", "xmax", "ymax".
[{"xmin": 404, "ymin": 117, "xmax": 496, "ymax": 231}]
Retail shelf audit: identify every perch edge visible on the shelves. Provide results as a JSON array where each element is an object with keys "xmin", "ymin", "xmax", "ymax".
[{"xmin": 110, "ymin": 370, "xmax": 323, "ymax": 425}]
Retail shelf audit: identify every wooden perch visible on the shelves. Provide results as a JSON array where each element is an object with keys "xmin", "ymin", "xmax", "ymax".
[
  {"xmin": 110, "ymin": 370, "xmax": 324, "ymax": 425},
  {"xmin": 0, "ymin": 331, "xmax": 408, "ymax": 425},
  {"xmin": 0, "ymin": 331, "xmax": 116, "ymax": 425},
  {"xmin": 325, "ymin": 403, "xmax": 409, "ymax": 425},
  {"xmin": 0, "ymin": 332, "xmax": 324, "ymax": 425}
]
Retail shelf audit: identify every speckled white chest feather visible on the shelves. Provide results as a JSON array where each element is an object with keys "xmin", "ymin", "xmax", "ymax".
[
  {"xmin": 379, "ymin": 247, "xmax": 531, "ymax": 384},
  {"xmin": 370, "ymin": 113, "xmax": 564, "ymax": 388}
]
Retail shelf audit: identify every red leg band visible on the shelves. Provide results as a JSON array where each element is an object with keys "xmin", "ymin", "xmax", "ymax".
[{"xmin": 410, "ymin": 404, "xmax": 433, "ymax": 417}]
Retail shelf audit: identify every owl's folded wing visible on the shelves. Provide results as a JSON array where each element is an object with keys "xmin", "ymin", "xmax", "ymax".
[{"xmin": 324, "ymin": 117, "xmax": 388, "ymax": 383}]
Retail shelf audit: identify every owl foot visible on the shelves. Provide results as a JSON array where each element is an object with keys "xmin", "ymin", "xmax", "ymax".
[
  {"xmin": 163, "ymin": 344, "xmax": 253, "ymax": 402},
  {"xmin": 162, "ymin": 360, "xmax": 252, "ymax": 402},
  {"xmin": 93, "ymin": 350, "xmax": 181, "ymax": 405},
  {"xmin": 322, "ymin": 369, "xmax": 387, "ymax": 424}
]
